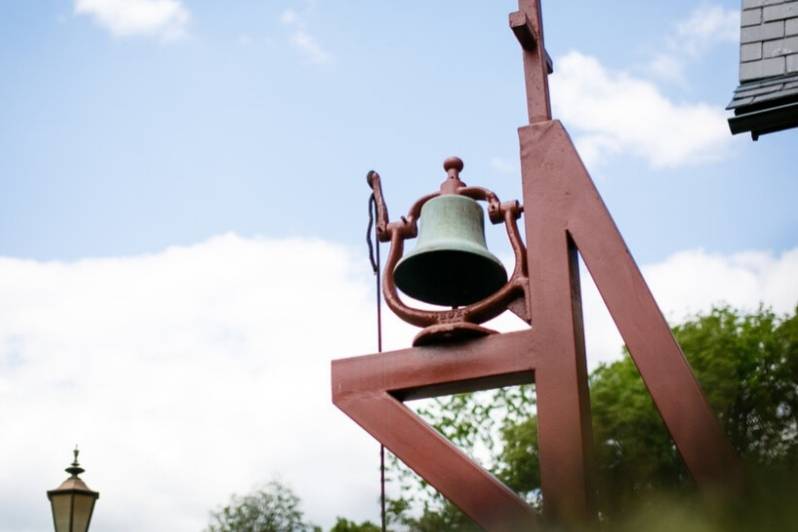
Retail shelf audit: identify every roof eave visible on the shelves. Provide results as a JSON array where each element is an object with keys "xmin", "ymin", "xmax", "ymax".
[{"xmin": 728, "ymin": 99, "xmax": 798, "ymax": 140}]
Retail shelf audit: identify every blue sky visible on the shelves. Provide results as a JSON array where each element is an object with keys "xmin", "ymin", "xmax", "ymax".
[
  {"xmin": 0, "ymin": 1, "xmax": 796, "ymax": 531},
  {"xmin": 1, "ymin": 0, "xmax": 795, "ymax": 263}
]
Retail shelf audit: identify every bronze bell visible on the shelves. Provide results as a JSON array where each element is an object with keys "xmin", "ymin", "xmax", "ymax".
[{"xmin": 394, "ymin": 193, "xmax": 507, "ymax": 307}]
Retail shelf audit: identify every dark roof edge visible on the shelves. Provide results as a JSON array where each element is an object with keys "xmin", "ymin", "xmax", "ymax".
[{"xmin": 728, "ymin": 99, "xmax": 798, "ymax": 140}]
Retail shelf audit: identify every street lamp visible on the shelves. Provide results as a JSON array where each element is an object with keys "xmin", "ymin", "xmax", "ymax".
[{"xmin": 47, "ymin": 447, "xmax": 99, "ymax": 532}]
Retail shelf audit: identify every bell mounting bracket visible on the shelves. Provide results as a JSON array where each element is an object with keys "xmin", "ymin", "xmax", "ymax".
[{"xmin": 368, "ymin": 156, "xmax": 530, "ymax": 346}]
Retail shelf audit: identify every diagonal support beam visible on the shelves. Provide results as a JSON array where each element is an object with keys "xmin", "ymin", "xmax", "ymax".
[
  {"xmin": 519, "ymin": 120, "xmax": 743, "ymax": 488},
  {"xmin": 332, "ymin": 331, "xmax": 541, "ymax": 531}
]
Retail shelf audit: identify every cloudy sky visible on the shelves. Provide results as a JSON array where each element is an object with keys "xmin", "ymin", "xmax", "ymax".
[{"xmin": 1, "ymin": 1, "xmax": 796, "ymax": 530}]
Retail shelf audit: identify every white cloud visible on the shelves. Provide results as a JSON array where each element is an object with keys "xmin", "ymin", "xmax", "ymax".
[
  {"xmin": 290, "ymin": 29, "xmax": 333, "ymax": 65},
  {"xmin": 1, "ymin": 234, "xmax": 795, "ymax": 530},
  {"xmin": 280, "ymin": 8, "xmax": 332, "ymax": 65},
  {"xmin": 74, "ymin": 0, "xmax": 189, "ymax": 40},
  {"xmin": 582, "ymin": 248, "xmax": 798, "ymax": 368},
  {"xmin": 550, "ymin": 51, "xmax": 731, "ymax": 169},
  {"xmin": 673, "ymin": 5, "xmax": 739, "ymax": 55},
  {"xmin": 552, "ymin": 5, "xmax": 739, "ymax": 167},
  {"xmin": 649, "ymin": 5, "xmax": 739, "ymax": 84},
  {"xmin": 648, "ymin": 52, "xmax": 688, "ymax": 86},
  {"xmin": 0, "ymin": 234, "xmax": 415, "ymax": 531}
]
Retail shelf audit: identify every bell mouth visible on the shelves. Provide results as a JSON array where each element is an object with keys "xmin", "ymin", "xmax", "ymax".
[{"xmin": 394, "ymin": 248, "xmax": 508, "ymax": 307}]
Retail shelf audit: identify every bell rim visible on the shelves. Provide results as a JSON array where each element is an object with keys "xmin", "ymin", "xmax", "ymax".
[
  {"xmin": 394, "ymin": 193, "xmax": 507, "ymax": 307},
  {"xmin": 394, "ymin": 248, "xmax": 508, "ymax": 307}
]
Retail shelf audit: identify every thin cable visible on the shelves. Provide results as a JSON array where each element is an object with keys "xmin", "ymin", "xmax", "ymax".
[
  {"xmin": 367, "ymin": 191, "xmax": 386, "ymax": 532},
  {"xmin": 367, "ymin": 194, "xmax": 383, "ymax": 352}
]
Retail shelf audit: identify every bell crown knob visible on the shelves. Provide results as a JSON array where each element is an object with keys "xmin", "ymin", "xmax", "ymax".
[
  {"xmin": 441, "ymin": 156, "xmax": 466, "ymax": 193},
  {"xmin": 443, "ymin": 156, "xmax": 464, "ymax": 174}
]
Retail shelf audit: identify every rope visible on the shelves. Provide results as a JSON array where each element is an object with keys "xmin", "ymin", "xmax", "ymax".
[{"xmin": 367, "ymin": 189, "xmax": 386, "ymax": 532}]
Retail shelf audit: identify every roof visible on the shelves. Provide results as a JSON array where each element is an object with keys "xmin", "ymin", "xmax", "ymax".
[
  {"xmin": 727, "ymin": 0, "xmax": 798, "ymax": 139},
  {"xmin": 47, "ymin": 475, "xmax": 98, "ymax": 497}
]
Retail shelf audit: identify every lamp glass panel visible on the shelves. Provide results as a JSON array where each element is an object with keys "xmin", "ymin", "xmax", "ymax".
[
  {"xmin": 71, "ymin": 493, "xmax": 96, "ymax": 532},
  {"xmin": 50, "ymin": 493, "xmax": 72, "ymax": 532}
]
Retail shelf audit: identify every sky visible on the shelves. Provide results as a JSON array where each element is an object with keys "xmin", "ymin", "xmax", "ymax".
[{"xmin": 0, "ymin": 1, "xmax": 796, "ymax": 531}]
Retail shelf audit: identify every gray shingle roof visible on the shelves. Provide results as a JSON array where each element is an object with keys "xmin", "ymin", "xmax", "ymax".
[
  {"xmin": 728, "ymin": 72, "xmax": 798, "ymax": 108},
  {"xmin": 728, "ymin": 0, "xmax": 798, "ymax": 138}
]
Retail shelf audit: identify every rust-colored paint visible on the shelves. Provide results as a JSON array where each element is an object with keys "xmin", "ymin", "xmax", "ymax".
[
  {"xmin": 520, "ymin": 120, "xmax": 741, "ymax": 493},
  {"xmin": 514, "ymin": 0, "xmax": 551, "ymax": 124},
  {"xmin": 331, "ymin": 0, "xmax": 741, "ymax": 529},
  {"xmin": 332, "ymin": 332, "xmax": 540, "ymax": 531}
]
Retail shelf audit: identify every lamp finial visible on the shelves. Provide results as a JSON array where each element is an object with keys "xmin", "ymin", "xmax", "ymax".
[{"xmin": 65, "ymin": 445, "xmax": 85, "ymax": 477}]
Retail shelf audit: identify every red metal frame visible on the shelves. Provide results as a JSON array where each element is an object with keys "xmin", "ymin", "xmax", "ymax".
[{"xmin": 331, "ymin": 1, "xmax": 741, "ymax": 529}]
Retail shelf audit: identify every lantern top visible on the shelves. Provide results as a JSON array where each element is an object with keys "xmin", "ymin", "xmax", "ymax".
[
  {"xmin": 66, "ymin": 447, "xmax": 84, "ymax": 477},
  {"xmin": 50, "ymin": 475, "xmax": 94, "ymax": 494},
  {"xmin": 48, "ymin": 447, "xmax": 99, "ymax": 498}
]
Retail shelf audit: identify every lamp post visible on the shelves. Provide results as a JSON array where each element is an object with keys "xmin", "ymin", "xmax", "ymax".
[{"xmin": 47, "ymin": 447, "xmax": 99, "ymax": 532}]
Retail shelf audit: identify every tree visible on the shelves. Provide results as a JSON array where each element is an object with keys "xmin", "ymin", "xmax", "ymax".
[
  {"xmin": 589, "ymin": 305, "xmax": 798, "ymax": 513},
  {"xmin": 205, "ymin": 480, "xmax": 320, "ymax": 532},
  {"xmin": 388, "ymin": 305, "xmax": 798, "ymax": 526},
  {"xmin": 329, "ymin": 517, "xmax": 381, "ymax": 532},
  {"xmin": 204, "ymin": 307, "xmax": 798, "ymax": 530}
]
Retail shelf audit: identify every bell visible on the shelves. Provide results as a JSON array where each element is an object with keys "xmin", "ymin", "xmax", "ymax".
[{"xmin": 394, "ymin": 194, "xmax": 507, "ymax": 307}]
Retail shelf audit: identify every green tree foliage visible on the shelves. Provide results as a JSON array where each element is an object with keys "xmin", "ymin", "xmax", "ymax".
[
  {"xmin": 205, "ymin": 480, "xmax": 320, "ymax": 532},
  {"xmin": 590, "ymin": 305, "xmax": 798, "ymax": 513},
  {"xmin": 389, "ymin": 305, "xmax": 798, "ymax": 526},
  {"xmin": 394, "ymin": 501, "xmax": 481, "ymax": 532},
  {"xmin": 205, "ymin": 307, "xmax": 797, "ymax": 531},
  {"xmin": 329, "ymin": 517, "xmax": 381, "ymax": 532}
]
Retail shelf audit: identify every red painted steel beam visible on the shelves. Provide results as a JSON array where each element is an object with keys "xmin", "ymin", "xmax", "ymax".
[
  {"xmin": 516, "ymin": 0, "xmax": 551, "ymax": 123},
  {"xmin": 332, "ymin": 331, "xmax": 541, "ymax": 531},
  {"xmin": 509, "ymin": 10, "xmax": 537, "ymax": 51},
  {"xmin": 518, "ymin": 119, "xmax": 743, "ymax": 490},
  {"xmin": 509, "ymin": 10, "xmax": 553, "ymax": 75}
]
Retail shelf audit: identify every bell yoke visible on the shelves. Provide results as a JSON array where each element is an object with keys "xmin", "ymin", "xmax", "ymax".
[{"xmin": 368, "ymin": 156, "xmax": 530, "ymax": 346}]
